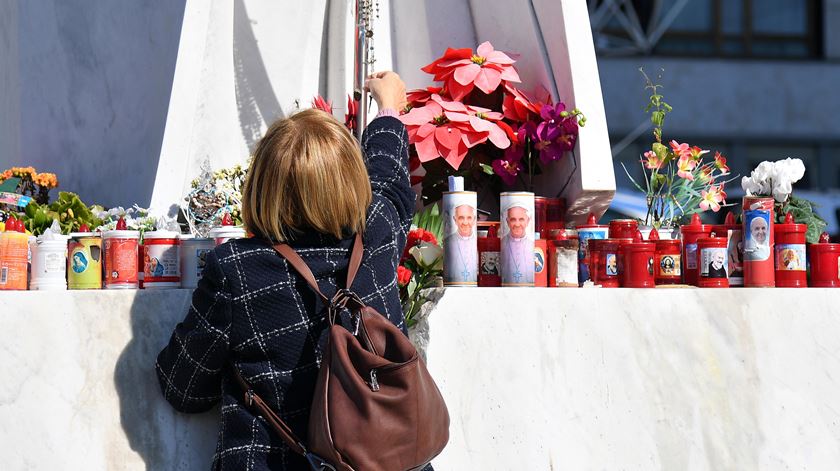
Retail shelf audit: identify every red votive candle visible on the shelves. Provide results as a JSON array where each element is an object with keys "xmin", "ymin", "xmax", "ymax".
[
  {"xmin": 712, "ymin": 212, "xmax": 744, "ymax": 286},
  {"xmin": 680, "ymin": 213, "xmax": 712, "ymax": 286},
  {"xmin": 622, "ymin": 231, "xmax": 655, "ymax": 288},
  {"xmin": 697, "ymin": 237, "xmax": 729, "ymax": 288},
  {"xmin": 549, "ymin": 236, "xmax": 579, "ymax": 287},
  {"xmin": 650, "ymin": 228, "xmax": 682, "ymax": 285},
  {"xmin": 477, "ymin": 224, "xmax": 501, "ymax": 287},
  {"xmin": 809, "ymin": 232, "xmax": 839, "ymax": 287},
  {"xmin": 774, "ymin": 212, "xmax": 807, "ymax": 287},
  {"xmin": 576, "ymin": 213, "xmax": 608, "ymax": 284},
  {"xmin": 545, "ymin": 198, "xmax": 565, "ymax": 233},
  {"xmin": 609, "ymin": 219, "xmax": 638, "ymax": 239},
  {"xmin": 616, "ymin": 238, "xmax": 633, "ymax": 286},
  {"xmin": 591, "ymin": 239, "xmax": 620, "ymax": 287},
  {"xmin": 742, "ymin": 196, "xmax": 775, "ymax": 287},
  {"xmin": 534, "ymin": 197, "xmax": 548, "ymax": 236}
]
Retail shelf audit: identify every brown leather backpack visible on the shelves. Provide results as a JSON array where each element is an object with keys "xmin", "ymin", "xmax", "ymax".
[{"xmin": 233, "ymin": 234, "xmax": 450, "ymax": 471}]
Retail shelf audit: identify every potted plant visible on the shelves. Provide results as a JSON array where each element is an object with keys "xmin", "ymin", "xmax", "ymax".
[{"xmin": 623, "ymin": 69, "xmax": 738, "ymax": 238}]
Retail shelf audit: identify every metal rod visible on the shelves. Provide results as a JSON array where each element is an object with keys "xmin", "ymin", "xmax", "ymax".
[{"xmin": 352, "ymin": 0, "xmax": 369, "ymax": 140}]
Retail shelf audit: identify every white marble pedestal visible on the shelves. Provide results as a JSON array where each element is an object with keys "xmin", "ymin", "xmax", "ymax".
[{"xmin": 1, "ymin": 288, "xmax": 839, "ymax": 470}]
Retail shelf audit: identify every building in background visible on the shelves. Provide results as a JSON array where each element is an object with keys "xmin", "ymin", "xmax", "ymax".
[{"xmin": 590, "ymin": 0, "xmax": 840, "ymax": 224}]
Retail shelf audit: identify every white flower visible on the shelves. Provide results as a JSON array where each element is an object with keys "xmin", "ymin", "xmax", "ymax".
[
  {"xmin": 741, "ymin": 176, "xmax": 761, "ymax": 195},
  {"xmin": 771, "ymin": 158, "xmax": 805, "ymax": 202},
  {"xmin": 409, "ymin": 242, "xmax": 443, "ymax": 271}
]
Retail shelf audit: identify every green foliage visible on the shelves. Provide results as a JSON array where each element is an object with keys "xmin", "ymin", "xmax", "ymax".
[
  {"xmin": 640, "ymin": 68, "xmax": 672, "ymax": 144},
  {"xmin": 0, "ymin": 177, "xmax": 20, "ymax": 193},
  {"xmin": 778, "ymin": 195, "xmax": 827, "ymax": 244},
  {"xmin": 411, "ymin": 202, "xmax": 443, "ymax": 241},
  {"xmin": 402, "ymin": 202, "xmax": 445, "ymax": 328},
  {"xmin": 21, "ymin": 191, "xmax": 103, "ymax": 235}
]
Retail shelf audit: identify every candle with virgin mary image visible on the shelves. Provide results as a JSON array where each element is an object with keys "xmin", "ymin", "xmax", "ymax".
[
  {"xmin": 500, "ymin": 192, "xmax": 535, "ymax": 287},
  {"xmin": 442, "ymin": 190, "xmax": 478, "ymax": 286}
]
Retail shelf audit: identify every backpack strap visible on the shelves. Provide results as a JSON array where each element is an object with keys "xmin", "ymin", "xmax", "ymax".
[
  {"xmin": 272, "ymin": 234, "xmax": 367, "ymax": 327},
  {"xmin": 231, "ymin": 365, "xmax": 336, "ymax": 470}
]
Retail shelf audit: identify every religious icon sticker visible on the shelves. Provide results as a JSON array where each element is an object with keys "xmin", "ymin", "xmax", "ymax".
[
  {"xmin": 700, "ymin": 246, "xmax": 728, "ymax": 278},
  {"xmin": 775, "ymin": 244, "xmax": 806, "ymax": 271},
  {"xmin": 605, "ymin": 253, "xmax": 618, "ymax": 276},
  {"xmin": 443, "ymin": 191, "xmax": 478, "ymax": 286},
  {"xmin": 744, "ymin": 210, "xmax": 771, "ymax": 262},
  {"xmin": 500, "ymin": 192, "xmax": 535, "ymax": 286},
  {"xmin": 659, "ymin": 254, "xmax": 680, "ymax": 276}
]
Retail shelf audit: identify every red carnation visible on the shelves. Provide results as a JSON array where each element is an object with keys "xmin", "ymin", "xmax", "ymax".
[{"xmin": 397, "ymin": 265, "xmax": 412, "ymax": 287}]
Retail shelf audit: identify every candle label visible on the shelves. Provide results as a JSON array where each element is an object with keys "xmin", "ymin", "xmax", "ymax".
[
  {"xmin": 534, "ymin": 246, "xmax": 546, "ymax": 274},
  {"xmin": 500, "ymin": 192, "xmax": 535, "ymax": 286},
  {"xmin": 700, "ymin": 247, "xmax": 728, "ymax": 278},
  {"xmin": 553, "ymin": 247, "xmax": 578, "ymax": 286},
  {"xmin": 145, "ymin": 243, "xmax": 181, "ymax": 282},
  {"xmin": 775, "ymin": 244, "xmax": 805, "ymax": 271},
  {"xmin": 605, "ymin": 252, "xmax": 618, "ymax": 276},
  {"xmin": 442, "ymin": 191, "xmax": 478, "ymax": 286},
  {"xmin": 480, "ymin": 251, "xmax": 500, "ymax": 275},
  {"xmin": 68, "ymin": 237, "xmax": 102, "ymax": 289},
  {"xmin": 659, "ymin": 254, "xmax": 681, "ymax": 276},
  {"xmin": 685, "ymin": 243, "xmax": 698, "ymax": 269},
  {"xmin": 104, "ymin": 238, "xmax": 139, "ymax": 286},
  {"xmin": 726, "ymin": 229, "xmax": 744, "ymax": 284}
]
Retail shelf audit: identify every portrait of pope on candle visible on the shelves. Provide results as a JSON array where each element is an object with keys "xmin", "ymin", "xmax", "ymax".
[
  {"xmin": 444, "ymin": 204, "xmax": 477, "ymax": 283},
  {"xmin": 501, "ymin": 204, "xmax": 534, "ymax": 284},
  {"xmin": 744, "ymin": 212, "xmax": 771, "ymax": 261}
]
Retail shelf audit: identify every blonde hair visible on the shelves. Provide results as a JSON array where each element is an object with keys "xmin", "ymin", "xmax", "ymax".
[{"xmin": 242, "ymin": 109, "xmax": 372, "ymax": 241}]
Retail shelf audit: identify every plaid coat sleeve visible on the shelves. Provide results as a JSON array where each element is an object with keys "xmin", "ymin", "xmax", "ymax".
[
  {"xmin": 362, "ymin": 115, "xmax": 415, "ymax": 234},
  {"xmin": 156, "ymin": 250, "xmax": 232, "ymax": 413}
]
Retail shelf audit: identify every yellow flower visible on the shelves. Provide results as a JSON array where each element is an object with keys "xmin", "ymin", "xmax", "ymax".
[{"xmin": 34, "ymin": 172, "xmax": 58, "ymax": 189}]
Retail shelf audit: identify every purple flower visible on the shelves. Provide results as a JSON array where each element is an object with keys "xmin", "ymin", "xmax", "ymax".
[
  {"xmin": 492, "ymin": 158, "xmax": 523, "ymax": 186},
  {"xmin": 530, "ymin": 102, "xmax": 579, "ymax": 163}
]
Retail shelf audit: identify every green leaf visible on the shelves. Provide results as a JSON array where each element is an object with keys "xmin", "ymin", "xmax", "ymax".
[
  {"xmin": 479, "ymin": 163, "xmax": 494, "ymax": 175},
  {"xmin": 652, "ymin": 142, "xmax": 668, "ymax": 161}
]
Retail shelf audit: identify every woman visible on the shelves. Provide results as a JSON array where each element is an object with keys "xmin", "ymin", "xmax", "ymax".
[{"xmin": 156, "ymin": 72, "xmax": 416, "ymax": 470}]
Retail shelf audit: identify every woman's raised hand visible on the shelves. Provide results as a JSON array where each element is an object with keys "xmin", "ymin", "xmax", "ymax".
[{"xmin": 365, "ymin": 71, "xmax": 406, "ymax": 112}]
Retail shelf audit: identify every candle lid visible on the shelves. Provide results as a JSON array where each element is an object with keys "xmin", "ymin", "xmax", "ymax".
[
  {"xmin": 577, "ymin": 212, "xmax": 607, "ymax": 229},
  {"xmin": 774, "ymin": 212, "xmax": 806, "ymax": 233}
]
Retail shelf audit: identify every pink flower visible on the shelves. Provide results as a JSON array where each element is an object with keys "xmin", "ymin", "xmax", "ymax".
[
  {"xmin": 698, "ymin": 165, "xmax": 713, "ymax": 183},
  {"xmin": 699, "ymin": 184, "xmax": 727, "ymax": 212},
  {"xmin": 714, "ymin": 151, "xmax": 730, "ymax": 174},
  {"xmin": 688, "ymin": 146, "xmax": 709, "ymax": 161},
  {"xmin": 669, "ymin": 140, "xmax": 691, "ymax": 159},
  {"xmin": 677, "ymin": 155, "xmax": 697, "ymax": 180},
  {"xmin": 466, "ymin": 105, "xmax": 511, "ymax": 149},
  {"xmin": 399, "ymin": 94, "xmax": 488, "ymax": 169},
  {"xmin": 421, "ymin": 41, "xmax": 521, "ymax": 100},
  {"xmin": 641, "ymin": 150, "xmax": 664, "ymax": 170},
  {"xmin": 406, "ymin": 86, "xmax": 444, "ymax": 110}
]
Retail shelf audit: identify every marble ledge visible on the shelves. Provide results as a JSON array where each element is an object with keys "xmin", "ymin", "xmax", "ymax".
[{"xmin": 1, "ymin": 288, "xmax": 839, "ymax": 470}]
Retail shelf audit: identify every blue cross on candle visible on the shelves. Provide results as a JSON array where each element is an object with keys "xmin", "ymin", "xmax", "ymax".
[
  {"xmin": 462, "ymin": 268, "xmax": 471, "ymax": 280},
  {"xmin": 513, "ymin": 271, "xmax": 522, "ymax": 282}
]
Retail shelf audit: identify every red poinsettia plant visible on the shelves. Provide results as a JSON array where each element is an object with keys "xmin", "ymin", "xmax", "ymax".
[
  {"xmin": 400, "ymin": 41, "xmax": 585, "ymax": 202},
  {"xmin": 311, "ymin": 95, "xmax": 357, "ymax": 133}
]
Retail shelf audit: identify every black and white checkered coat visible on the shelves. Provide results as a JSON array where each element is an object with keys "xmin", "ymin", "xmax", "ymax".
[{"xmin": 156, "ymin": 116, "xmax": 416, "ymax": 470}]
